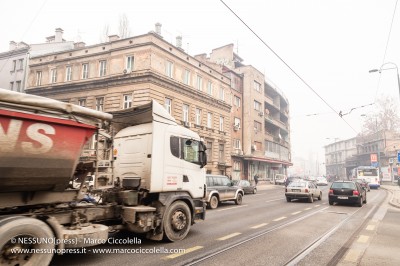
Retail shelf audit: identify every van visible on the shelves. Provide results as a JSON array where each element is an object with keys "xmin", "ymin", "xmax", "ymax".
[{"xmin": 272, "ymin": 174, "xmax": 287, "ymax": 185}]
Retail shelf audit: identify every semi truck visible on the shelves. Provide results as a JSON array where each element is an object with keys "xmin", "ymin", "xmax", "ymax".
[{"xmin": 0, "ymin": 88, "xmax": 207, "ymax": 265}]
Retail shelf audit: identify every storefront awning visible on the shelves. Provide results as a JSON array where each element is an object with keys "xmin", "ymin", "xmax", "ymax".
[{"xmin": 243, "ymin": 156, "xmax": 293, "ymax": 166}]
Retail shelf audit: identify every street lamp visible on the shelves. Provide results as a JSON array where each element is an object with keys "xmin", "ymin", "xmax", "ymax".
[{"xmin": 369, "ymin": 62, "xmax": 400, "ymax": 101}]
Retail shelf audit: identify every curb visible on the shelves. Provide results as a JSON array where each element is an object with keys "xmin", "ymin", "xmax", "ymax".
[{"xmin": 380, "ymin": 186, "xmax": 400, "ymax": 209}]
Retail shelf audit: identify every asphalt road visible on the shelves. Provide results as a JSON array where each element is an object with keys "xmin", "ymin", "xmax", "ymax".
[{"xmin": 50, "ymin": 185, "xmax": 392, "ymax": 266}]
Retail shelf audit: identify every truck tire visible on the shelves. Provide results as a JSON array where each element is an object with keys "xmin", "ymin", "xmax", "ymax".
[
  {"xmin": 163, "ymin": 201, "xmax": 191, "ymax": 242},
  {"xmin": 209, "ymin": 195, "xmax": 219, "ymax": 209},
  {"xmin": 0, "ymin": 217, "xmax": 54, "ymax": 266}
]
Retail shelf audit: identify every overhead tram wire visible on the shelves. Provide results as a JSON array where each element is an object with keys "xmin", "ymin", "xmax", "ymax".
[
  {"xmin": 373, "ymin": 0, "xmax": 398, "ymax": 101},
  {"xmin": 0, "ymin": 0, "xmax": 49, "ymax": 73},
  {"xmin": 219, "ymin": 0, "xmax": 358, "ymax": 134}
]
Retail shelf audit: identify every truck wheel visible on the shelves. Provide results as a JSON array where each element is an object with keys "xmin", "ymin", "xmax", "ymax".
[
  {"xmin": 235, "ymin": 193, "xmax": 243, "ymax": 205},
  {"xmin": 209, "ymin": 195, "xmax": 219, "ymax": 209},
  {"xmin": 163, "ymin": 201, "xmax": 191, "ymax": 242},
  {"xmin": 0, "ymin": 217, "xmax": 54, "ymax": 266}
]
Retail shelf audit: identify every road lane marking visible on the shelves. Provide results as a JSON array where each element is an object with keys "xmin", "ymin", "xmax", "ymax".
[
  {"xmin": 291, "ymin": 211, "xmax": 302, "ymax": 215},
  {"xmin": 357, "ymin": 235, "xmax": 369, "ymax": 243},
  {"xmin": 217, "ymin": 232, "xmax": 241, "ymax": 241},
  {"xmin": 251, "ymin": 223, "xmax": 268, "ymax": 229},
  {"xmin": 314, "ymin": 205, "xmax": 320, "ymax": 207},
  {"xmin": 273, "ymin": 216, "xmax": 286, "ymax": 221},
  {"xmin": 344, "ymin": 249, "xmax": 361, "ymax": 262},
  {"xmin": 366, "ymin": 224, "xmax": 375, "ymax": 231},
  {"xmin": 265, "ymin": 198, "xmax": 284, "ymax": 203},
  {"xmin": 304, "ymin": 207, "xmax": 312, "ymax": 210},
  {"xmin": 164, "ymin": 246, "xmax": 203, "ymax": 259},
  {"xmin": 216, "ymin": 205, "xmax": 248, "ymax": 212}
]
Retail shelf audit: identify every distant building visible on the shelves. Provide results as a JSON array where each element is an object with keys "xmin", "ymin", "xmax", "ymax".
[{"xmin": 0, "ymin": 28, "xmax": 74, "ymax": 92}]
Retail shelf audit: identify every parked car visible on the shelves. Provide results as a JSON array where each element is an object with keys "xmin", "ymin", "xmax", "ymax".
[
  {"xmin": 353, "ymin": 178, "xmax": 370, "ymax": 192},
  {"xmin": 285, "ymin": 180, "xmax": 322, "ymax": 203},
  {"xmin": 272, "ymin": 174, "xmax": 287, "ymax": 185},
  {"xmin": 316, "ymin": 177, "xmax": 328, "ymax": 186},
  {"xmin": 232, "ymin": 180, "xmax": 257, "ymax": 194},
  {"xmin": 328, "ymin": 181, "xmax": 367, "ymax": 207},
  {"xmin": 205, "ymin": 175, "xmax": 244, "ymax": 209}
]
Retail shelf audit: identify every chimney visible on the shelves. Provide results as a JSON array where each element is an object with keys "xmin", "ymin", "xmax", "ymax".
[
  {"xmin": 9, "ymin": 41, "xmax": 17, "ymax": 50},
  {"xmin": 55, "ymin": 28, "xmax": 64, "ymax": 42},
  {"xmin": 176, "ymin": 36, "xmax": 182, "ymax": 48},
  {"xmin": 155, "ymin": 22, "xmax": 162, "ymax": 35},
  {"xmin": 108, "ymin": 35, "xmax": 120, "ymax": 42}
]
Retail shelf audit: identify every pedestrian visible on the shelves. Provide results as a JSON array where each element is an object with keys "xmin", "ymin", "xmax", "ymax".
[{"xmin": 254, "ymin": 174, "xmax": 259, "ymax": 186}]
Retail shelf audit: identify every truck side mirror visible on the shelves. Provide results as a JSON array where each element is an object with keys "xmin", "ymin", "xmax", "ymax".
[{"xmin": 199, "ymin": 141, "xmax": 207, "ymax": 168}]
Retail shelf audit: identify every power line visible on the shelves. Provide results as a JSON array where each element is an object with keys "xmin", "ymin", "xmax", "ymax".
[{"xmin": 219, "ymin": 0, "xmax": 358, "ymax": 134}]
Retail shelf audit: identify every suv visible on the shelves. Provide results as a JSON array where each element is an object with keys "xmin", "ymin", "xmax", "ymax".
[
  {"xmin": 329, "ymin": 180, "xmax": 367, "ymax": 207},
  {"xmin": 205, "ymin": 175, "xmax": 244, "ymax": 209}
]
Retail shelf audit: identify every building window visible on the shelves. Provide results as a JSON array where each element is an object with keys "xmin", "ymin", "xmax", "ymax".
[
  {"xmin": 219, "ymin": 87, "xmax": 225, "ymax": 101},
  {"xmin": 207, "ymin": 112, "xmax": 213, "ymax": 128},
  {"xmin": 16, "ymin": 81, "xmax": 21, "ymax": 92},
  {"xmin": 11, "ymin": 60, "xmax": 16, "ymax": 72},
  {"xmin": 50, "ymin": 68, "xmax": 57, "ymax": 83},
  {"xmin": 207, "ymin": 81, "xmax": 213, "ymax": 95},
  {"xmin": 82, "ymin": 63, "xmax": 89, "ymax": 79},
  {"xmin": 165, "ymin": 98, "xmax": 172, "ymax": 114},
  {"xmin": 78, "ymin": 99, "xmax": 86, "ymax": 107},
  {"xmin": 166, "ymin": 60, "xmax": 173, "ymax": 78},
  {"xmin": 196, "ymin": 75, "xmax": 202, "ymax": 91},
  {"xmin": 18, "ymin": 59, "xmax": 24, "ymax": 70},
  {"xmin": 234, "ymin": 117, "xmax": 241, "ymax": 128},
  {"xmin": 206, "ymin": 141, "xmax": 212, "ymax": 159},
  {"xmin": 254, "ymin": 100, "xmax": 261, "ymax": 111},
  {"xmin": 123, "ymin": 94, "xmax": 132, "ymax": 109},
  {"xmin": 65, "ymin": 66, "xmax": 72, "ymax": 81},
  {"xmin": 254, "ymin": 121, "xmax": 261, "ymax": 132},
  {"xmin": 126, "ymin": 56, "xmax": 134, "ymax": 71},
  {"xmin": 233, "ymin": 139, "xmax": 241, "ymax": 149},
  {"xmin": 195, "ymin": 108, "xmax": 202, "ymax": 125},
  {"xmin": 99, "ymin": 60, "xmax": 107, "ymax": 77},
  {"xmin": 254, "ymin": 80, "xmax": 261, "ymax": 92},
  {"xmin": 233, "ymin": 160, "xmax": 241, "ymax": 171},
  {"xmin": 183, "ymin": 69, "xmax": 190, "ymax": 85},
  {"xmin": 255, "ymin": 141, "xmax": 262, "ymax": 151},
  {"xmin": 182, "ymin": 104, "xmax": 189, "ymax": 122},
  {"xmin": 219, "ymin": 116, "xmax": 224, "ymax": 131},
  {"xmin": 234, "ymin": 95, "xmax": 241, "ymax": 107},
  {"xmin": 96, "ymin": 97, "xmax": 104, "ymax": 111},
  {"xmin": 218, "ymin": 144, "xmax": 225, "ymax": 163},
  {"xmin": 36, "ymin": 71, "xmax": 42, "ymax": 86}
]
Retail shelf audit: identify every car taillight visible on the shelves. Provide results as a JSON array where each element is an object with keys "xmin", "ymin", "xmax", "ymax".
[
  {"xmin": 329, "ymin": 189, "xmax": 333, "ymax": 195},
  {"xmin": 353, "ymin": 190, "xmax": 359, "ymax": 196},
  {"xmin": 305, "ymin": 188, "xmax": 308, "ymax": 193}
]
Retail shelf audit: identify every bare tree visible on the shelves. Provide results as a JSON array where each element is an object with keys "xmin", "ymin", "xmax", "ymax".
[
  {"xmin": 99, "ymin": 24, "xmax": 110, "ymax": 43},
  {"xmin": 118, "ymin": 14, "xmax": 131, "ymax": 39},
  {"xmin": 361, "ymin": 95, "xmax": 400, "ymax": 134}
]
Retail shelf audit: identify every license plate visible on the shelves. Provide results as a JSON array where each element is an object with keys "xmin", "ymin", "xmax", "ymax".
[
  {"xmin": 291, "ymin": 189, "xmax": 301, "ymax": 192},
  {"xmin": 338, "ymin": 196, "xmax": 348, "ymax": 199}
]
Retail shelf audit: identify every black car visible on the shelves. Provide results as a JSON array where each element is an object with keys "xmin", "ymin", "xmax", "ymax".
[
  {"xmin": 328, "ymin": 181, "xmax": 367, "ymax": 207},
  {"xmin": 232, "ymin": 180, "xmax": 257, "ymax": 194}
]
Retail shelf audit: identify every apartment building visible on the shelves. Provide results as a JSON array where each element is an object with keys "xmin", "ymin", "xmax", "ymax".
[
  {"xmin": 0, "ymin": 28, "xmax": 74, "ymax": 92},
  {"xmin": 25, "ymin": 30, "xmax": 232, "ymax": 175},
  {"xmin": 197, "ymin": 44, "xmax": 292, "ymax": 181}
]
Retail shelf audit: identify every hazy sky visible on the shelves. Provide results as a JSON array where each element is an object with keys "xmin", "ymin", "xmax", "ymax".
[{"xmin": 2, "ymin": 0, "xmax": 400, "ymax": 162}]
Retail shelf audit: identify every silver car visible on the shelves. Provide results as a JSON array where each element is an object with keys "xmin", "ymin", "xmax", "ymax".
[
  {"xmin": 285, "ymin": 180, "xmax": 322, "ymax": 203},
  {"xmin": 205, "ymin": 175, "xmax": 244, "ymax": 209}
]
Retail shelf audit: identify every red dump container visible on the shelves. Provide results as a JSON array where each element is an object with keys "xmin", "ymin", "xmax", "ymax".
[{"xmin": 0, "ymin": 109, "xmax": 97, "ymax": 192}]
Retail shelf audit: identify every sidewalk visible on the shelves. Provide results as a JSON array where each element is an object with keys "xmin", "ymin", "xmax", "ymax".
[{"xmin": 380, "ymin": 184, "xmax": 400, "ymax": 209}]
